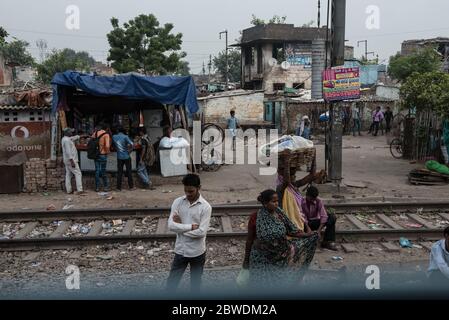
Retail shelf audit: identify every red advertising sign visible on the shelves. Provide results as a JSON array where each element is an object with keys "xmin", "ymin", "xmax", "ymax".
[
  {"xmin": 322, "ymin": 67, "xmax": 361, "ymax": 102},
  {"xmin": 0, "ymin": 121, "xmax": 51, "ymax": 161}
]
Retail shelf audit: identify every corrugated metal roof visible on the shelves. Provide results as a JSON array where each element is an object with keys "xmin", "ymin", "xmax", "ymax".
[{"xmin": 0, "ymin": 105, "xmax": 51, "ymax": 111}]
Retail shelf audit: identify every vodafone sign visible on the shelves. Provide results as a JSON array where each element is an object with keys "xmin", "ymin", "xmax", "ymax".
[
  {"xmin": 10, "ymin": 126, "xmax": 30, "ymax": 139},
  {"xmin": 0, "ymin": 121, "xmax": 51, "ymax": 160}
]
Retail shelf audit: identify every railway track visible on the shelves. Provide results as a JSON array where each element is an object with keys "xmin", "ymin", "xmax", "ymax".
[{"xmin": 1, "ymin": 201, "xmax": 449, "ymax": 250}]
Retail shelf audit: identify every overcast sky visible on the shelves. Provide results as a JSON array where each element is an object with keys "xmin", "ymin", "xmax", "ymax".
[{"xmin": 1, "ymin": 0, "xmax": 448, "ymax": 73}]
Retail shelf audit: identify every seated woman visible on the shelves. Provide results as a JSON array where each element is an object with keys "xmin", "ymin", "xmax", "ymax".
[{"xmin": 243, "ymin": 189, "xmax": 319, "ymax": 289}]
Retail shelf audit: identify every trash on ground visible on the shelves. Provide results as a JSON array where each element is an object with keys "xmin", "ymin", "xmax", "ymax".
[
  {"xmin": 399, "ymin": 237, "xmax": 413, "ymax": 248},
  {"xmin": 112, "ymin": 220, "xmax": 123, "ymax": 226},
  {"xmin": 62, "ymin": 204, "xmax": 74, "ymax": 210},
  {"xmin": 80, "ymin": 226, "xmax": 90, "ymax": 234},
  {"xmin": 106, "ymin": 196, "xmax": 114, "ymax": 200},
  {"xmin": 46, "ymin": 204, "xmax": 56, "ymax": 211},
  {"xmin": 332, "ymin": 256, "xmax": 344, "ymax": 261},
  {"xmin": 98, "ymin": 192, "xmax": 109, "ymax": 197},
  {"xmin": 405, "ymin": 223, "xmax": 423, "ymax": 229}
]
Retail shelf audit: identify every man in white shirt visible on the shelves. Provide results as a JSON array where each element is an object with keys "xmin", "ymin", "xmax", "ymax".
[
  {"xmin": 61, "ymin": 128, "xmax": 84, "ymax": 195},
  {"xmin": 166, "ymin": 174, "xmax": 212, "ymax": 293},
  {"xmin": 427, "ymin": 227, "xmax": 449, "ymax": 286}
]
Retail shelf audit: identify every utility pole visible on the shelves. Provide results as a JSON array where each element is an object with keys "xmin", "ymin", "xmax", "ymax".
[
  {"xmin": 318, "ymin": 0, "xmax": 321, "ymax": 28},
  {"xmin": 219, "ymin": 30, "xmax": 229, "ymax": 91},
  {"xmin": 328, "ymin": 0, "xmax": 346, "ymax": 191},
  {"xmin": 357, "ymin": 40, "xmax": 374, "ymax": 62},
  {"xmin": 208, "ymin": 54, "xmax": 212, "ymax": 82}
]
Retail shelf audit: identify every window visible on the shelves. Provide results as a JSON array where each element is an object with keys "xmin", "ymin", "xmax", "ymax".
[
  {"xmin": 264, "ymin": 103, "xmax": 273, "ymax": 122},
  {"xmin": 245, "ymin": 47, "xmax": 254, "ymax": 65},
  {"xmin": 293, "ymin": 83, "xmax": 305, "ymax": 89},
  {"xmin": 12, "ymin": 112, "xmax": 18, "ymax": 122},
  {"xmin": 37, "ymin": 111, "xmax": 43, "ymax": 121},
  {"xmin": 29, "ymin": 111, "xmax": 35, "ymax": 121},
  {"xmin": 272, "ymin": 43, "xmax": 285, "ymax": 62},
  {"xmin": 273, "ymin": 83, "xmax": 285, "ymax": 91},
  {"xmin": 257, "ymin": 46, "xmax": 263, "ymax": 74}
]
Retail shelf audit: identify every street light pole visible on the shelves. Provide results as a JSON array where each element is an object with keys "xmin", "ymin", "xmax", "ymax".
[
  {"xmin": 219, "ymin": 30, "xmax": 229, "ymax": 91},
  {"xmin": 357, "ymin": 40, "xmax": 368, "ymax": 61}
]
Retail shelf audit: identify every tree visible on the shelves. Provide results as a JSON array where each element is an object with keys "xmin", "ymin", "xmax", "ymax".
[
  {"xmin": 213, "ymin": 49, "xmax": 241, "ymax": 83},
  {"xmin": 36, "ymin": 48, "xmax": 96, "ymax": 83},
  {"xmin": 0, "ymin": 26, "xmax": 34, "ymax": 67},
  {"xmin": 301, "ymin": 20, "xmax": 315, "ymax": 27},
  {"xmin": 176, "ymin": 60, "xmax": 190, "ymax": 76},
  {"xmin": 0, "ymin": 27, "xmax": 8, "ymax": 45},
  {"xmin": 106, "ymin": 14, "xmax": 185, "ymax": 75},
  {"xmin": 251, "ymin": 15, "xmax": 287, "ymax": 26},
  {"xmin": 0, "ymin": 39, "xmax": 35, "ymax": 67},
  {"xmin": 388, "ymin": 47, "xmax": 442, "ymax": 82},
  {"xmin": 400, "ymin": 71, "xmax": 449, "ymax": 118}
]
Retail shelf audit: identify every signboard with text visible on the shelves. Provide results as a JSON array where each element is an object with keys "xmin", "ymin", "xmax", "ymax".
[
  {"xmin": 0, "ymin": 121, "xmax": 51, "ymax": 161},
  {"xmin": 285, "ymin": 44, "xmax": 312, "ymax": 68},
  {"xmin": 322, "ymin": 67, "xmax": 361, "ymax": 102}
]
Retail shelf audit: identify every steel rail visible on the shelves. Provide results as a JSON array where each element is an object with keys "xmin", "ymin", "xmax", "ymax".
[
  {"xmin": 1, "ymin": 201, "xmax": 449, "ymax": 222},
  {"xmin": 0, "ymin": 228, "xmax": 443, "ymax": 251}
]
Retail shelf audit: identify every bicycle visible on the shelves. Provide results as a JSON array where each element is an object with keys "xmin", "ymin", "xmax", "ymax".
[
  {"xmin": 200, "ymin": 123, "xmax": 224, "ymax": 172},
  {"xmin": 390, "ymin": 135, "xmax": 404, "ymax": 159}
]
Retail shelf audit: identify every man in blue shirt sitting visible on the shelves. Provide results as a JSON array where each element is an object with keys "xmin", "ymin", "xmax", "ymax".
[{"xmin": 112, "ymin": 127, "xmax": 135, "ymax": 191}]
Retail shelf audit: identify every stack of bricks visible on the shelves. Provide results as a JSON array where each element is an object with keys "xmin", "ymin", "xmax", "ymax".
[
  {"xmin": 24, "ymin": 158, "xmax": 64, "ymax": 193},
  {"xmin": 45, "ymin": 157, "xmax": 65, "ymax": 191},
  {"xmin": 24, "ymin": 158, "xmax": 48, "ymax": 193}
]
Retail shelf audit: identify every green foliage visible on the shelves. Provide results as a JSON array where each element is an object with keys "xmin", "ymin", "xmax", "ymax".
[
  {"xmin": 400, "ymin": 71, "xmax": 449, "ymax": 118},
  {"xmin": 0, "ymin": 26, "xmax": 34, "ymax": 67},
  {"xmin": 251, "ymin": 15, "xmax": 287, "ymax": 26},
  {"xmin": 107, "ymin": 14, "xmax": 185, "ymax": 75},
  {"xmin": 213, "ymin": 49, "xmax": 241, "ymax": 83},
  {"xmin": 301, "ymin": 20, "xmax": 315, "ymax": 27},
  {"xmin": 176, "ymin": 61, "xmax": 190, "ymax": 76},
  {"xmin": 36, "ymin": 48, "xmax": 96, "ymax": 83},
  {"xmin": 0, "ymin": 26, "xmax": 8, "ymax": 44},
  {"xmin": 0, "ymin": 39, "xmax": 34, "ymax": 66},
  {"xmin": 388, "ymin": 47, "xmax": 442, "ymax": 82}
]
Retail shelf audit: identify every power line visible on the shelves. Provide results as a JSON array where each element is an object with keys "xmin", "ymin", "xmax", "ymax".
[
  {"xmin": 5, "ymin": 27, "xmax": 223, "ymax": 43},
  {"xmin": 351, "ymin": 26, "xmax": 449, "ymax": 39}
]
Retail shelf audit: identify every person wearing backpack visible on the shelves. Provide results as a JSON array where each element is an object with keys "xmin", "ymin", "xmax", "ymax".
[{"xmin": 91, "ymin": 123, "xmax": 111, "ymax": 192}]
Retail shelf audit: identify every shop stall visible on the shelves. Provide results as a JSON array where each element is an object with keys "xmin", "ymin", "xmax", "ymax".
[{"xmin": 51, "ymin": 71, "xmax": 198, "ymax": 173}]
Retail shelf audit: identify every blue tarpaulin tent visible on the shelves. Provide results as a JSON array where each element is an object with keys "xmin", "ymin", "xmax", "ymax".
[{"xmin": 51, "ymin": 71, "xmax": 199, "ymax": 114}]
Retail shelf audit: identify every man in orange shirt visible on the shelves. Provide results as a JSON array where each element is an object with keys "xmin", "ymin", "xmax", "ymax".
[{"xmin": 92, "ymin": 123, "xmax": 111, "ymax": 192}]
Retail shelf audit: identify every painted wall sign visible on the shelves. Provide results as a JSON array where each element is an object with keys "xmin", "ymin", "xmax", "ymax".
[
  {"xmin": 0, "ymin": 121, "xmax": 51, "ymax": 160},
  {"xmin": 285, "ymin": 44, "xmax": 312, "ymax": 68}
]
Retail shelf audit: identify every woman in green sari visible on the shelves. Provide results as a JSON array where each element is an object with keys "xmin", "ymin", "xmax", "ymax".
[{"xmin": 243, "ymin": 189, "xmax": 319, "ymax": 289}]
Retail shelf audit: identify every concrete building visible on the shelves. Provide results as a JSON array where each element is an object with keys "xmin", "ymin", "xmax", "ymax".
[
  {"xmin": 234, "ymin": 24, "xmax": 329, "ymax": 95},
  {"xmin": 0, "ymin": 54, "xmax": 13, "ymax": 88},
  {"xmin": 375, "ymin": 84, "xmax": 400, "ymax": 101},
  {"xmin": 401, "ymin": 37, "xmax": 449, "ymax": 72},
  {"xmin": 198, "ymin": 90, "xmax": 268, "ymax": 128},
  {"xmin": 344, "ymin": 59, "xmax": 387, "ymax": 88}
]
